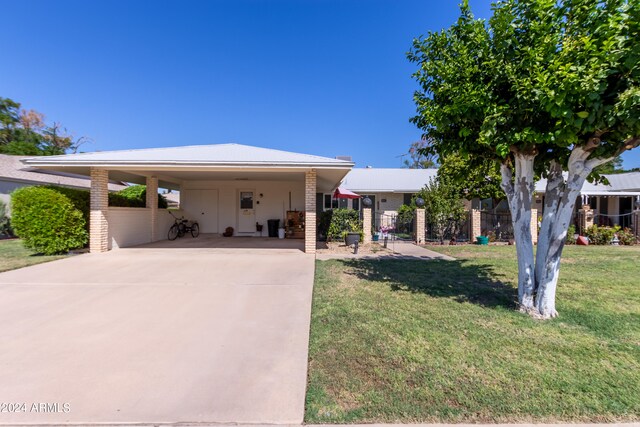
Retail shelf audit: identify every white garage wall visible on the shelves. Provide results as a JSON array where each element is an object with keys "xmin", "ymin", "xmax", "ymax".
[
  {"xmin": 106, "ymin": 208, "xmax": 184, "ymax": 249},
  {"xmin": 182, "ymin": 180, "xmax": 305, "ymax": 234},
  {"xmin": 106, "ymin": 208, "xmax": 152, "ymax": 249},
  {"xmin": 156, "ymin": 209, "xmax": 183, "ymax": 240}
]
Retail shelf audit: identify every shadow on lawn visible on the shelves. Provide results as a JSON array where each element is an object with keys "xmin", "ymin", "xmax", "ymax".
[{"xmin": 341, "ymin": 257, "xmax": 518, "ymax": 309}]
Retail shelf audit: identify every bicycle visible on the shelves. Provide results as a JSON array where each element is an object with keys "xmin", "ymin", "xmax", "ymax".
[{"xmin": 167, "ymin": 211, "xmax": 200, "ymax": 240}]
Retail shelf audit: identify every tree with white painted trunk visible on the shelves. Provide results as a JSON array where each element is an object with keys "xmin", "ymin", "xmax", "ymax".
[{"xmin": 408, "ymin": 0, "xmax": 640, "ymax": 318}]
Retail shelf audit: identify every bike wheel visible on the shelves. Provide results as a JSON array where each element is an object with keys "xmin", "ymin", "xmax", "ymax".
[
  {"xmin": 178, "ymin": 224, "xmax": 186, "ymax": 238},
  {"xmin": 168, "ymin": 224, "xmax": 179, "ymax": 241},
  {"xmin": 191, "ymin": 222, "xmax": 200, "ymax": 238}
]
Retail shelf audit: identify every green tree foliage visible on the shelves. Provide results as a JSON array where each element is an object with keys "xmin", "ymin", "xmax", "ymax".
[
  {"xmin": 417, "ymin": 178, "xmax": 467, "ymax": 244},
  {"xmin": 11, "ymin": 187, "xmax": 88, "ymax": 254},
  {"xmin": 0, "ymin": 97, "xmax": 85, "ymax": 155},
  {"xmin": 408, "ymin": 0, "xmax": 640, "ymax": 317},
  {"xmin": 437, "ymin": 154, "xmax": 504, "ymax": 203},
  {"xmin": 402, "ymin": 139, "xmax": 438, "ymax": 169},
  {"xmin": 409, "ymin": 0, "xmax": 639, "ymax": 174},
  {"xmin": 594, "ymin": 155, "xmax": 624, "ymax": 175}
]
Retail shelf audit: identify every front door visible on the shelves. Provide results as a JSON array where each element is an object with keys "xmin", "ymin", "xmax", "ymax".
[{"xmin": 238, "ymin": 190, "xmax": 256, "ymax": 233}]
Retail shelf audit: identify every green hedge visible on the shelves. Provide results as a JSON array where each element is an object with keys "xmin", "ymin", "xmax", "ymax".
[
  {"xmin": 11, "ymin": 187, "xmax": 88, "ymax": 254},
  {"xmin": 113, "ymin": 185, "xmax": 168, "ymax": 209},
  {"xmin": 320, "ymin": 209, "xmax": 363, "ymax": 241},
  {"xmin": 41, "ymin": 185, "xmax": 168, "ymax": 229},
  {"xmin": 585, "ymin": 225, "xmax": 636, "ymax": 245}
]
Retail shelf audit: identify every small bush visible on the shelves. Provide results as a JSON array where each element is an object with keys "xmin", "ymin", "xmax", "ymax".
[
  {"xmin": 326, "ymin": 208, "xmax": 362, "ymax": 241},
  {"xmin": 585, "ymin": 225, "xmax": 616, "ymax": 245},
  {"xmin": 617, "ymin": 227, "xmax": 636, "ymax": 246},
  {"xmin": 0, "ymin": 199, "xmax": 13, "ymax": 238},
  {"xmin": 566, "ymin": 225, "xmax": 577, "ymax": 245},
  {"xmin": 584, "ymin": 224, "xmax": 635, "ymax": 245},
  {"xmin": 11, "ymin": 187, "xmax": 88, "ymax": 254}
]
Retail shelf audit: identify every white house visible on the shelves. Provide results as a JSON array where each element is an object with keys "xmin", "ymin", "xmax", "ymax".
[{"xmin": 22, "ymin": 143, "xmax": 353, "ymax": 253}]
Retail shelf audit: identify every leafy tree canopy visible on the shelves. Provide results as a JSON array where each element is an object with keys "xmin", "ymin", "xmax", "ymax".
[
  {"xmin": 0, "ymin": 97, "xmax": 87, "ymax": 156},
  {"xmin": 437, "ymin": 154, "xmax": 504, "ymax": 202},
  {"xmin": 408, "ymin": 0, "xmax": 639, "ymax": 181}
]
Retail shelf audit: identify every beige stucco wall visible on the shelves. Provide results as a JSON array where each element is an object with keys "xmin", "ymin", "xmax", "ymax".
[
  {"xmin": 106, "ymin": 208, "xmax": 181, "ymax": 249},
  {"xmin": 106, "ymin": 208, "xmax": 152, "ymax": 249},
  {"xmin": 181, "ymin": 180, "xmax": 305, "ymax": 235}
]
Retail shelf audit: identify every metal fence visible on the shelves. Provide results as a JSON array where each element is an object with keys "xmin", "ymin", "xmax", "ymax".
[
  {"xmin": 425, "ymin": 212, "xmax": 470, "ymax": 243},
  {"xmin": 480, "ymin": 211, "xmax": 514, "ymax": 242},
  {"xmin": 375, "ymin": 212, "xmax": 415, "ymax": 241}
]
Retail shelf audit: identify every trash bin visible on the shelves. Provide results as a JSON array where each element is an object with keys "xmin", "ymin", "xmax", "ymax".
[{"xmin": 267, "ymin": 219, "xmax": 280, "ymax": 237}]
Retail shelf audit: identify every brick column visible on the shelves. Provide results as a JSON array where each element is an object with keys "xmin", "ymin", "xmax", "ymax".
[
  {"xmin": 304, "ymin": 170, "xmax": 317, "ymax": 254},
  {"xmin": 146, "ymin": 176, "xmax": 159, "ymax": 242},
  {"xmin": 90, "ymin": 168, "xmax": 109, "ymax": 253},
  {"xmin": 415, "ymin": 208, "xmax": 425, "ymax": 245},
  {"xmin": 470, "ymin": 209, "xmax": 482, "ymax": 239},
  {"xmin": 530, "ymin": 208, "xmax": 538, "ymax": 244},
  {"xmin": 579, "ymin": 206, "xmax": 595, "ymax": 235},
  {"xmin": 362, "ymin": 207, "xmax": 372, "ymax": 244}
]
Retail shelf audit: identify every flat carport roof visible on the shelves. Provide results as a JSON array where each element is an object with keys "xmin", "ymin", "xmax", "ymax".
[{"xmin": 21, "ymin": 143, "xmax": 354, "ymax": 192}]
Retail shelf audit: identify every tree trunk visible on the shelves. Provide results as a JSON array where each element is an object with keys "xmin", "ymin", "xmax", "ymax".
[
  {"xmin": 533, "ymin": 143, "xmax": 612, "ymax": 318},
  {"xmin": 534, "ymin": 168, "xmax": 590, "ymax": 317},
  {"xmin": 500, "ymin": 152, "xmax": 536, "ymax": 311}
]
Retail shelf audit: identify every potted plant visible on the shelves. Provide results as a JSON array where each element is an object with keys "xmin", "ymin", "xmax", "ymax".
[{"xmin": 344, "ymin": 231, "xmax": 360, "ymax": 246}]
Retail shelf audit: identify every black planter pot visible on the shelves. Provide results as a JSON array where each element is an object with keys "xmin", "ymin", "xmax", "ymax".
[{"xmin": 344, "ymin": 232, "xmax": 360, "ymax": 246}]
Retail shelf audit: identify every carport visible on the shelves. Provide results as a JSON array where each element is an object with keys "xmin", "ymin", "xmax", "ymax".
[{"xmin": 22, "ymin": 143, "xmax": 353, "ymax": 254}]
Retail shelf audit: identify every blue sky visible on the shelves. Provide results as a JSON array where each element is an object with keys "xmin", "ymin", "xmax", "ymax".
[{"xmin": 1, "ymin": 0, "xmax": 638, "ymax": 169}]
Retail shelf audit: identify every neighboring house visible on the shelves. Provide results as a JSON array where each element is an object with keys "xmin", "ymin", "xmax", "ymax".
[
  {"xmin": 340, "ymin": 167, "xmax": 640, "ymax": 231},
  {"xmin": 22, "ymin": 144, "xmax": 353, "ymax": 253},
  {"xmin": 535, "ymin": 171, "xmax": 640, "ymax": 228},
  {"xmin": 339, "ymin": 168, "xmax": 438, "ymax": 227},
  {"xmin": 0, "ymin": 154, "xmax": 127, "ymax": 213}
]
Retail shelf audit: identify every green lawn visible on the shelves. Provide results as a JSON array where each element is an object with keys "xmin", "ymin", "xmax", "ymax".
[
  {"xmin": 0, "ymin": 239, "xmax": 66, "ymax": 273},
  {"xmin": 306, "ymin": 245, "xmax": 640, "ymax": 423}
]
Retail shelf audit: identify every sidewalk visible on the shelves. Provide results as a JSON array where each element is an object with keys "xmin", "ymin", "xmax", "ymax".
[
  {"xmin": 50, "ymin": 423, "xmax": 638, "ymax": 427},
  {"xmin": 316, "ymin": 240, "xmax": 455, "ymax": 261}
]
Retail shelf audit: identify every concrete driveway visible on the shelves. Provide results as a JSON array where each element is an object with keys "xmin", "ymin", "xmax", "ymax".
[{"xmin": 0, "ymin": 246, "xmax": 315, "ymax": 424}]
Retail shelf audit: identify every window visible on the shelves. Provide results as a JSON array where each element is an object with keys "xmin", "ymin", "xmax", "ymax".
[
  {"xmin": 403, "ymin": 193, "xmax": 414, "ymax": 205},
  {"xmin": 324, "ymin": 194, "xmax": 338, "ymax": 210},
  {"xmin": 240, "ymin": 192, "xmax": 253, "ymax": 209},
  {"xmin": 352, "ymin": 198, "xmax": 360, "ymax": 211}
]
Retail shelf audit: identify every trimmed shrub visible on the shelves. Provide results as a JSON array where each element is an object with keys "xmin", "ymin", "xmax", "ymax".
[
  {"xmin": 584, "ymin": 225, "xmax": 635, "ymax": 245},
  {"xmin": 0, "ymin": 199, "xmax": 13, "ymax": 238},
  {"xmin": 11, "ymin": 187, "xmax": 88, "ymax": 254},
  {"xmin": 112, "ymin": 185, "xmax": 168, "ymax": 209},
  {"xmin": 325, "ymin": 208, "xmax": 362, "ymax": 241},
  {"xmin": 45, "ymin": 186, "xmax": 90, "ymax": 230}
]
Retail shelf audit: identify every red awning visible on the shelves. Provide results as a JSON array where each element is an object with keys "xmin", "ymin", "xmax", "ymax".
[{"xmin": 333, "ymin": 187, "xmax": 361, "ymax": 199}]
